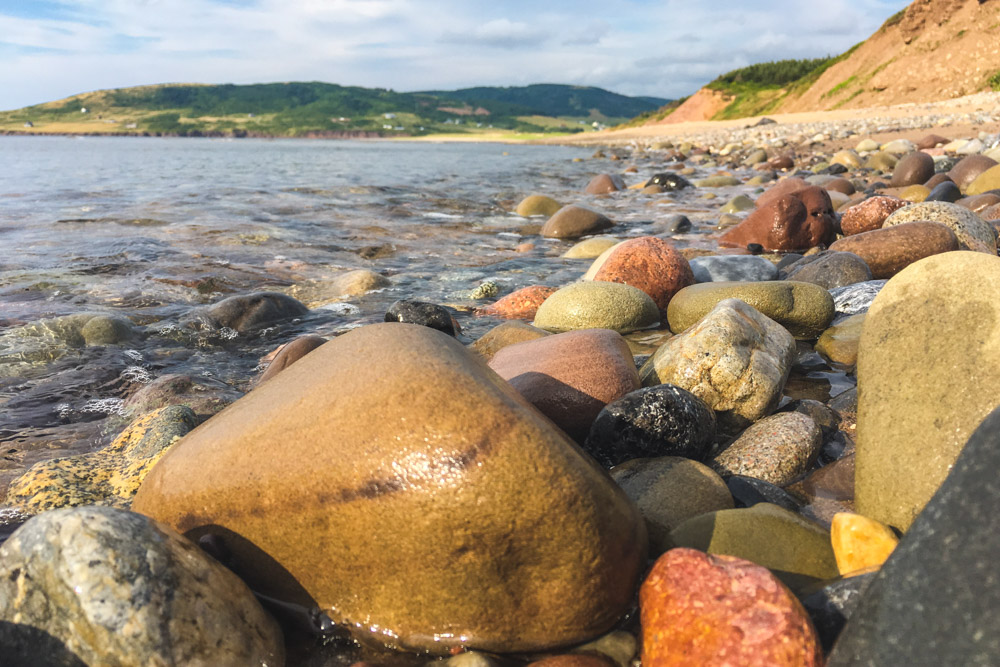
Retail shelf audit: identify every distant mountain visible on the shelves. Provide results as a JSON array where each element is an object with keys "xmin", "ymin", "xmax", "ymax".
[
  {"xmin": 420, "ymin": 84, "xmax": 670, "ymax": 120},
  {"xmin": 0, "ymin": 81, "xmax": 668, "ymax": 138}
]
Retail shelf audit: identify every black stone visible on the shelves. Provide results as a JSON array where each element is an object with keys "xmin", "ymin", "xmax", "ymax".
[
  {"xmin": 819, "ymin": 163, "xmax": 849, "ymax": 175},
  {"xmin": 584, "ymin": 384, "xmax": 716, "ymax": 467},
  {"xmin": 726, "ymin": 475, "xmax": 801, "ymax": 513},
  {"xmin": 828, "ymin": 405, "xmax": 1000, "ymax": 665},
  {"xmin": 925, "ymin": 181, "xmax": 963, "ymax": 203},
  {"xmin": 801, "ymin": 573, "xmax": 875, "ymax": 653},
  {"xmin": 775, "ymin": 253, "xmax": 805, "ymax": 271},
  {"xmin": 746, "ymin": 243, "xmax": 764, "ymax": 255},
  {"xmin": 645, "ymin": 173, "xmax": 692, "ymax": 191},
  {"xmin": 661, "ymin": 214, "xmax": 692, "ymax": 233},
  {"xmin": 384, "ymin": 299, "xmax": 456, "ymax": 336}
]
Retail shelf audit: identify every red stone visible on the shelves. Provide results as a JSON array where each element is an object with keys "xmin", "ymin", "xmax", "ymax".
[
  {"xmin": 592, "ymin": 237, "xmax": 694, "ymax": 312},
  {"xmin": 257, "ymin": 335, "xmax": 327, "ymax": 385},
  {"xmin": 718, "ymin": 187, "xmax": 836, "ymax": 252},
  {"xmin": 478, "ymin": 286, "xmax": 557, "ymax": 320},
  {"xmin": 641, "ymin": 548, "xmax": 823, "ymax": 667},
  {"xmin": 585, "ymin": 174, "xmax": 625, "ymax": 194},
  {"xmin": 754, "ymin": 177, "xmax": 809, "ymax": 209},
  {"xmin": 839, "ymin": 196, "xmax": 909, "ymax": 236}
]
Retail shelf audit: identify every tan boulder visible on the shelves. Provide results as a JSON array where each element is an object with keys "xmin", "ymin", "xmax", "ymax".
[{"xmin": 541, "ymin": 205, "xmax": 614, "ymax": 239}]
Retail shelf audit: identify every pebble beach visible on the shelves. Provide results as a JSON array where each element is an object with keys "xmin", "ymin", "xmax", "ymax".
[{"xmin": 2, "ymin": 92, "xmax": 1000, "ymax": 665}]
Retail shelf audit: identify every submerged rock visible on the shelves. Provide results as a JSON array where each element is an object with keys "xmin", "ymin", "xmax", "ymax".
[
  {"xmin": 541, "ymin": 204, "xmax": 614, "ymax": 239},
  {"xmin": 187, "ymin": 291, "xmax": 309, "ymax": 333}
]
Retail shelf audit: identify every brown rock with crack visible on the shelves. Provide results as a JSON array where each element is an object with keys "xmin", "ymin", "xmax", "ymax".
[
  {"xmin": 840, "ymin": 196, "xmax": 909, "ymax": 236},
  {"xmin": 718, "ymin": 187, "xmax": 836, "ymax": 252},
  {"xmin": 830, "ymin": 222, "xmax": 959, "ymax": 279},
  {"xmin": 591, "ymin": 237, "xmax": 694, "ymax": 313},
  {"xmin": 132, "ymin": 323, "xmax": 647, "ymax": 654}
]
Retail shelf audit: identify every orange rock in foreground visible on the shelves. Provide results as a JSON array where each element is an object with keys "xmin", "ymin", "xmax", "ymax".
[
  {"xmin": 641, "ymin": 548, "xmax": 823, "ymax": 667},
  {"xmin": 830, "ymin": 512, "xmax": 899, "ymax": 576}
]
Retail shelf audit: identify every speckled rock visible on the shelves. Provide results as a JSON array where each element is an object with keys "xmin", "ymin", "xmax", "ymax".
[
  {"xmin": 489, "ymin": 329, "xmax": 640, "ymax": 442},
  {"xmin": 585, "ymin": 174, "xmax": 625, "ymax": 194},
  {"xmin": 132, "ymin": 323, "xmax": 647, "ymax": 654},
  {"xmin": 470, "ymin": 282, "xmax": 501, "ymax": 302},
  {"xmin": 856, "ymin": 251, "xmax": 1000, "ymax": 532},
  {"xmin": 666, "ymin": 281, "xmax": 835, "ymax": 339},
  {"xmin": 801, "ymin": 572, "xmax": 875, "ymax": 652},
  {"xmin": 645, "ymin": 173, "xmax": 692, "ymax": 190},
  {"xmin": 478, "ymin": 285, "xmax": 556, "ymax": 320},
  {"xmin": 840, "ymin": 196, "xmax": 909, "ymax": 236},
  {"xmin": 829, "ymin": 280, "xmax": 886, "ymax": 318},
  {"xmin": 890, "ymin": 152, "xmax": 935, "ymax": 187},
  {"xmin": 541, "ymin": 205, "xmax": 614, "ymax": 239},
  {"xmin": 815, "ymin": 313, "xmax": 865, "ymax": 365},
  {"xmin": 828, "ymin": 406, "xmax": 1000, "ymax": 665},
  {"xmin": 830, "ymin": 512, "xmax": 899, "ymax": 576},
  {"xmin": 529, "ymin": 655, "xmax": 615, "ymax": 667},
  {"xmin": 983, "ymin": 202, "xmax": 1000, "ymax": 220},
  {"xmin": 585, "ymin": 385, "xmax": 716, "ymax": 466},
  {"xmin": 882, "ymin": 201, "xmax": 996, "ymax": 254},
  {"xmin": 470, "ymin": 321, "xmax": 551, "ymax": 361},
  {"xmin": 187, "ymin": 291, "xmax": 308, "ymax": 333},
  {"xmin": 782, "ymin": 251, "xmax": 872, "ymax": 289},
  {"xmin": 640, "ymin": 548, "xmax": 823, "ymax": 667},
  {"xmin": 257, "ymin": 335, "xmax": 326, "ymax": 384},
  {"xmin": 5, "ymin": 406, "xmax": 197, "ymax": 514},
  {"xmin": 966, "ymin": 163, "xmax": 1000, "ymax": 196},
  {"xmin": 831, "ymin": 220, "xmax": 960, "ymax": 279},
  {"xmin": 516, "ymin": 194, "xmax": 563, "ymax": 217},
  {"xmin": 643, "ymin": 299, "xmax": 795, "ymax": 433},
  {"xmin": 711, "ymin": 412, "xmax": 821, "ymax": 486},
  {"xmin": 0, "ymin": 506, "xmax": 284, "ymax": 666},
  {"xmin": 329, "ymin": 269, "xmax": 391, "ymax": 296},
  {"xmin": 587, "ymin": 237, "xmax": 694, "ymax": 313},
  {"xmin": 947, "ymin": 154, "xmax": 998, "ymax": 190},
  {"xmin": 562, "ymin": 236, "xmax": 619, "ymax": 259},
  {"xmin": 688, "ymin": 255, "xmax": 779, "ymax": 283},
  {"xmin": 533, "ymin": 282, "xmax": 660, "ymax": 335},
  {"xmin": 669, "ymin": 503, "xmax": 839, "ymax": 593},
  {"xmin": 612, "ymin": 458, "xmax": 733, "ymax": 555},
  {"xmin": 385, "ymin": 299, "xmax": 457, "ymax": 335},
  {"xmin": 719, "ymin": 187, "xmax": 836, "ymax": 252}
]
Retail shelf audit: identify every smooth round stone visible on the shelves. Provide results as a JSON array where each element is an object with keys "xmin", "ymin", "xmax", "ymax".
[
  {"xmin": 726, "ymin": 475, "xmax": 802, "ymax": 513},
  {"xmin": 830, "ymin": 512, "xmax": 899, "ymax": 576},
  {"xmin": 802, "ymin": 572, "xmax": 875, "ymax": 653},
  {"xmin": 478, "ymin": 285, "xmax": 556, "ymax": 320},
  {"xmin": 768, "ymin": 154, "xmax": 794, "ymax": 170},
  {"xmin": 881, "ymin": 139, "xmax": 916, "ymax": 156},
  {"xmin": 926, "ymin": 180, "xmax": 963, "ymax": 202},
  {"xmin": 489, "ymin": 329, "xmax": 640, "ymax": 442},
  {"xmin": 899, "ymin": 184, "xmax": 930, "ymax": 202},
  {"xmin": 957, "ymin": 193, "xmax": 1000, "ymax": 214},
  {"xmin": 516, "ymin": 194, "xmax": 562, "ymax": 217},
  {"xmin": 257, "ymin": 335, "xmax": 327, "ymax": 385},
  {"xmin": 711, "ymin": 412, "xmax": 822, "ymax": 486},
  {"xmin": 585, "ymin": 385, "xmax": 716, "ymax": 466},
  {"xmin": 562, "ymin": 236, "xmax": 618, "ymax": 259},
  {"xmin": 669, "ymin": 503, "xmax": 839, "ymax": 594},
  {"xmin": 611, "ymin": 457, "xmax": 733, "ymax": 555},
  {"xmin": 586, "ymin": 237, "xmax": 694, "ymax": 312},
  {"xmin": 643, "ymin": 299, "xmax": 795, "ymax": 433},
  {"xmin": 132, "ymin": 323, "xmax": 647, "ymax": 654},
  {"xmin": 782, "ymin": 251, "xmax": 872, "ymax": 289},
  {"xmin": 660, "ymin": 213, "xmax": 692, "ymax": 233},
  {"xmin": 645, "ymin": 173, "xmax": 692, "ymax": 190},
  {"xmin": 385, "ymin": 299, "xmax": 457, "ymax": 335},
  {"xmin": 124, "ymin": 373, "xmax": 240, "ymax": 420},
  {"xmin": 585, "ymin": 174, "xmax": 625, "ymax": 194},
  {"xmin": 571, "ymin": 631, "xmax": 637, "ymax": 667},
  {"xmin": 541, "ymin": 205, "xmax": 614, "ymax": 239},
  {"xmin": 916, "ymin": 134, "xmax": 949, "ymax": 150},
  {"xmin": 947, "ymin": 154, "xmax": 998, "ymax": 190},
  {"xmin": 640, "ymin": 549, "xmax": 823, "ymax": 666},
  {"xmin": 966, "ymin": 163, "xmax": 1000, "ymax": 195},
  {"xmin": 840, "ymin": 196, "xmax": 909, "ymax": 235},
  {"xmin": 882, "ymin": 200, "xmax": 996, "ymax": 254},
  {"xmin": 864, "ymin": 152, "xmax": 897, "ymax": 172},
  {"xmin": 832, "ymin": 150, "xmax": 862, "ymax": 169},
  {"xmin": 984, "ymin": 202, "xmax": 1000, "ymax": 220},
  {"xmin": 0, "ymin": 506, "xmax": 284, "ymax": 666},
  {"xmin": 890, "ymin": 151, "xmax": 935, "ymax": 187},
  {"xmin": 755, "ymin": 178, "xmax": 808, "ymax": 208},
  {"xmin": 80, "ymin": 315, "xmax": 136, "ymax": 346},
  {"xmin": 720, "ymin": 194, "xmax": 755, "ymax": 214},
  {"xmin": 815, "ymin": 313, "xmax": 865, "ymax": 365},
  {"xmin": 830, "ymin": 222, "xmax": 960, "ymax": 279},
  {"xmin": 470, "ymin": 321, "xmax": 550, "ymax": 361},
  {"xmin": 329, "ymin": 269, "xmax": 390, "ymax": 296},
  {"xmin": 742, "ymin": 148, "xmax": 768, "ymax": 166},
  {"xmin": 694, "ymin": 175, "xmax": 741, "ymax": 188},
  {"xmin": 829, "ymin": 280, "xmax": 887, "ymax": 318},
  {"xmin": 667, "ymin": 281, "xmax": 835, "ymax": 340},
  {"xmin": 5, "ymin": 406, "xmax": 198, "ymax": 514},
  {"xmin": 533, "ymin": 282, "xmax": 660, "ymax": 335},
  {"xmin": 689, "ymin": 255, "xmax": 779, "ymax": 283},
  {"xmin": 855, "ymin": 139, "xmax": 879, "ymax": 152},
  {"xmin": 856, "ymin": 251, "xmax": 1000, "ymax": 531},
  {"xmin": 192, "ymin": 292, "xmax": 308, "ymax": 333},
  {"xmin": 825, "ymin": 177, "xmax": 856, "ymax": 196}
]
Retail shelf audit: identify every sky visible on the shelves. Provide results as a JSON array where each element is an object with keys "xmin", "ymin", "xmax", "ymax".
[{"xmin": 0, "ymin": 0, "xmax": 910, "ymax": 111}]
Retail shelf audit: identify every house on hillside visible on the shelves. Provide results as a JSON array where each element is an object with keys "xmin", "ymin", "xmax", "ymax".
[
  {"xmin": 80, "ymin": 107, "xmax": 87, "ymax": 113},
  {"xmin": 23, "ymin": 121, "xmax": 33, "ymax": 128}
]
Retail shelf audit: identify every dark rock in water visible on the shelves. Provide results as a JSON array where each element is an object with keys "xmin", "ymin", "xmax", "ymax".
[
  {"xmin": 0, "ymin": 506, "xmax": 284, "ymax": 666},
  {"xmin": 585, "ymin": 384, "xmax": 716, "ymax": 467},
  {"xmin": 124, "ymin": 373, "xmax": 241, "ymax": 420},
  {"xmin": 782, "ymin": 251, "xmax": 872, "ymax": 289},
  {"xmin": 541, "ymin": 204, "xmax": 614, "ymax": 239},
  {"xmin": 385, "ymin": 299, "xmax": 457, "ymax": 336},
  {"xmin": 828, "ymin": 406, "xmax": 1000, "ymax": 665},
  {"xmin": 356, "ymin": 243, "xmax": 396, "ymax": 260},
  {"xmin": 801, "ymin": 572, "xmax": 875, "ymax": 653},
  {"xmin": 190, "ymin": 291, "xmax": 308, "ymax": 333},
  {"xmin": 726, "ymin": 475, "xmax": 801, "ymax": 513},
  {"xmin": 661, "ymin": 213, "xmax": 692, "ymax": 233},
  {"xmin": 645, "ymin": 173, "xmax": 692, "ymax": 191},
  {"xmin": 926, "ymin": 180, "xmax": 963, "ymax": 203}
]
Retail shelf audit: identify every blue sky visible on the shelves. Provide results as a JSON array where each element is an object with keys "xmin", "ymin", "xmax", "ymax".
[{"xmin": 0, "ymin": 0, "xmax": 909, "ymax": 110}]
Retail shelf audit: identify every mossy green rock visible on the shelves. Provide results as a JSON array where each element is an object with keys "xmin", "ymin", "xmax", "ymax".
[
  {"xmin": 516, "ymin": 194, "xmax": 563, "ymax": 217},
  {"xmin": 534, "ymin": 282, "xmax": 660, "ymax": 334},
  {"xmin": 857, "ymin": 251, "xmax": 1000, "ymax": 532},
  {"xmin": 966, "ymin": 164, "xmax": 1000, "ymax": 196},
  {"xmin": 694, "ymin": 175, "xmax": 741, "ymax": 188},
  {"xmin": 669, "ymin": 502, "xmax": 838, "ymax": 593},
  {"xmin": 80, "ymin": 315, "xmax": 136, "ymax": 345},
  {"xmin": 666, "ymin": 281, "xmax": 835, "ymax": 339},
  {"xmin": 720, "ymin": 194, "xmax": 755, "ymax": 214}
]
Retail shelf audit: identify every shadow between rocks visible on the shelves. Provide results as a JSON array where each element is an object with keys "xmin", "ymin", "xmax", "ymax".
[{"xmin": 0, "ymin": 622, "xmax": 88, "ymax": 667}]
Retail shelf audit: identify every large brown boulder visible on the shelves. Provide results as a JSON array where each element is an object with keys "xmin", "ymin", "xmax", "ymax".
[
  {"xmin": 718, "ymin": 187, "xmax": 836, "ymax": 252},
  {"xmin": 132, "ymin": 323, "xmax": 646, "ymax": 654},
  {"xmin": 830, "ymin": 221, "xmax": 959, "ymax": 279}
]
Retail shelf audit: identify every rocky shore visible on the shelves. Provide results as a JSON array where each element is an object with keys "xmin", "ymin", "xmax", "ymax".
[{"xmin": 3, "ymin": 116, "xmax": 1000, "ymax": 666}]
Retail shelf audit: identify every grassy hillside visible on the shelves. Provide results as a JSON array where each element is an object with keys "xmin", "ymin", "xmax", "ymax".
[
  {"xmin": 0, "ymin": 82, "xmax": 668, "ymax": 138},
  {"xmin": 423, "ymin": 84, "xmax": 670, "ymax": 120}
]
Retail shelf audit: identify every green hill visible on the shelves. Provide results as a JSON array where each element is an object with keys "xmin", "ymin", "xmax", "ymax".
[{"xmin": 0, "ymin": 81, "xmax": 668, "ymax": 138}]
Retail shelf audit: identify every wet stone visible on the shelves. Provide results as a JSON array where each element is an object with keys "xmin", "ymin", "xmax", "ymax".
[
  {"xmin": 257, "ymin": 335, "xmax": 327, "ymax": 385},
  {"xmin": 541, "ymin": 204, "xmax": 614, "ymax": 240},
  {"xmin": 385, "ymin": 299, "xmax": 457, "ymax": 336},
  {"xmin": 829, "ymin": 280, "xmax": 886, "ymax": 319},
  {"xmin": 533, "ymin": 282, "xmax": 660, "ymax": 335},
  {"xmin": 660, "ymin": 213, "xmax": 692, "ymax": 233},
  {"xmin": 645, "ymin": 173, "xmax": 692, "ymax": 190},
  {"xmin": 926, "ymin": 180, "xmax": 963, "ymax": 203},
  {"xmin": 688, "ymin": 255, "xmax": 778, "ymax": 283},
  {"xmin": 478, "ymin": 285, "xmax": 556, "ymax": 320},
  {"xmin": 726, "ymin": 475, "xmax": 802, "ymax": 513},
  {"xmin": 188, "ymin": 291, "xmax": 309, "ymax": 333},
  {"xmin": 781, "ymin": 251, "xmax": 872, "ymax": 289},
  {"xmin": 470, "ymin": 321, "xmax": 551, "ymax": 362},
  {"xmin": 711, "ymin": 412, "xmax": 822, "ymax": 487}
]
